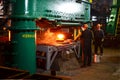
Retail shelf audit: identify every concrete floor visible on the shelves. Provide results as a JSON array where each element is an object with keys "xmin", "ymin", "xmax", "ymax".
[{"xmin": 39, "ymin": 46, "xmax": 120, "ymax": 80}]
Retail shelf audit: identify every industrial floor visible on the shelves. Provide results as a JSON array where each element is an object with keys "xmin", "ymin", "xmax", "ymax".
[{"xmin": 38, "ymin": 45, "xmax": 120, "ymax": 80}]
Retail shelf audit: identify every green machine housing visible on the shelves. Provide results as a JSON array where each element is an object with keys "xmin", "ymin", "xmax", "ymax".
[
  {"xmin": 105, "ymin": 0, "xmax": 120, "ymax": 46},
  {"xmin": 9, "ymin": 0, "xmax": 91, "ymax": 74},
  {"xmin": 106, "ymin": 0, "xmax": 120, "ymax": 37}
]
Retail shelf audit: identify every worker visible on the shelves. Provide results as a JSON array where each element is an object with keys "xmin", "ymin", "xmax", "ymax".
[
  {"xmin": 80, "ymin": 23, "xmax": 93, "ymax": 68},
  {"xmin": 93, "ymin": 23, "xmax": 104, "ymax": 56}
]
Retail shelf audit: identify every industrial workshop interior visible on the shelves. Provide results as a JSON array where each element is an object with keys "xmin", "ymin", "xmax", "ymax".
[{"xmin": 0, "ymin": 0, "xmax": 120, "ymax": 80}]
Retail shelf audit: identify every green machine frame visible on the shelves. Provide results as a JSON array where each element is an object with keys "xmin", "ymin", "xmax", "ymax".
[
  {"xmin": 106, "ymin": 0, "xmax": 120, "ymax": 36},
  {"xmin": 9, "ymin": 0, "xmax": 91, "ymax": 74},
  {"xmin": 10, "ymin": 0, "xmax": 38, "ymax": 74}
]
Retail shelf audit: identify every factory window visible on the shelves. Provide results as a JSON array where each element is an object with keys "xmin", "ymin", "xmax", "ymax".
[{"xmin": 92, "ymin": 16, "xmax": 97, "ymax": 21}]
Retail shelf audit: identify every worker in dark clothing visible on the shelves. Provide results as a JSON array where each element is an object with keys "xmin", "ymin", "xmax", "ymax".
[
  {"xmin": 93, "ymin": 24, "xmax": 104, "ymax": 56},
  {"xmin": 81, "ymin": 23, "xmax": 93, "ymax": 68}
]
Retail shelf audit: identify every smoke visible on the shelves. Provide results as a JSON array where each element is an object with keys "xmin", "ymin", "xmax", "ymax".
[{"xmin": 37, "ymin": 28, "xmax": 57, "ymax": 45}]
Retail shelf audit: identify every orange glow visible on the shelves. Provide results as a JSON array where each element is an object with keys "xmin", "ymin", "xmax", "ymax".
[
  {"xmin": 37, "ymin": 29, "xmax": 66, "ymax": 45},
  {"xmin": 56, "ymin": 33, "xmax": 65, "ymax": 41}
]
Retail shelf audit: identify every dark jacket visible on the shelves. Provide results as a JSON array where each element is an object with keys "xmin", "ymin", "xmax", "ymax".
[
  {"xmin": 93, "ymin": 29, "xmax": 104, "ymax": 43},
  {"xmin": 81, "ymin": 29, "xmax": 93, "ymax": 48}
]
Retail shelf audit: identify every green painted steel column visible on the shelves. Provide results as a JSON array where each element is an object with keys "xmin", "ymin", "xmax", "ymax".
[
  {"xmin": 106, "ymin": 0, "xmax": 118, "ymax": 35},
  {"xmin": 10, "ymin": 0, "xmax": 38, "ymax": 74}
]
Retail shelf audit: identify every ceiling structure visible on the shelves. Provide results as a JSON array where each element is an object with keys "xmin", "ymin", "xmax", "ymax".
[{"xmin": 91, "ymin": 0, "xmax": 112, "ymax": 16}]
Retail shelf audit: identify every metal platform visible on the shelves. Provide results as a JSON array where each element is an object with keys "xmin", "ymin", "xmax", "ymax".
[{"xmin": 36, "ymin": 41, "xmax": 80, "ymax": 70}]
